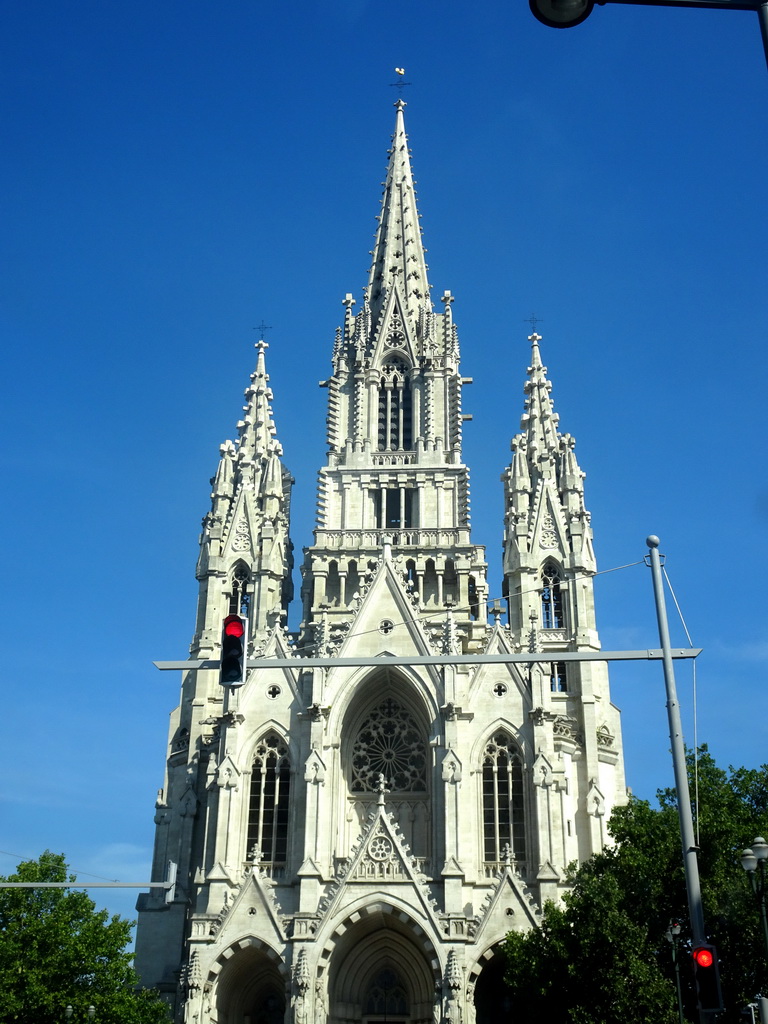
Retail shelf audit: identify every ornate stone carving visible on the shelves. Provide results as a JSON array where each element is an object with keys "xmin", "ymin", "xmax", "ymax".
[
  {"xmin": 350, "ymin": 697, "xmax": 427, "ymax": 793},
  {"xmin": 539, "ymin": 512, "xmax": 558, "ymax": 549},
  {"xmin": 231, "ymin": 517, "xmax": 251, "ymax": 552}
]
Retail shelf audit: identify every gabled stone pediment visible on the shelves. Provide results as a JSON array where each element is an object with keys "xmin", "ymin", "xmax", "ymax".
[
  {"xmin": 470, "ymin": 863, "xmax": 541, "ymax": 941},
  {"xmin": 530, "ymin": 483, "xmax": 569, "ymax": 560},
  {"xmin": 317, "ymin": 795, "xmax": 440, "ymax": 931},
  {"xmin": 245, "ymin": 624, "xmax": 301, "ymax": 700},
  {"xmin": 587, "ymin": 778, "xmax": 606, "ymax": 818},
  {"xmin": 370, "ymin": 286, "xmax": 418, "ymax": 368},
  {"xmin": 441, "ymin": 748, "xmax": 463, "ymax": 783},
  {"xmin": 303, "ymin": 747, "xmax": 326, "ymax": 783},
  {"xmin": 220, "ymin": 485, "xmax": 259, "ymax": 564},
  {"xmin": 467, "ymin": 625, "xmax": 530, "ymax": 703},
  {"xmin": 214, "ymin": 754, "xmax": 240, "ymax": 790},
  {"xmin": 206, "ymin": 861, "xmax": 287, "ymax": 943},
  {"xmin": 333, "ymin": 553, "xmax": 436, "ymax": 666}
]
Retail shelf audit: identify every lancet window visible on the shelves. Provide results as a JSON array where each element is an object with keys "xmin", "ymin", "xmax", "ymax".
[
  {"xmin": 482, "ymin": 732, "xmax": 525, "ymax": 864},
  {"xmin": 350, "ymin": 697, "xmax": 427, "ymax": 793},
  {"xmin": 372, "ymin": 487, "xmax": 417, "ymax": 529},
  {"xmin": 550, "ymin": 661, "xmax": 568, "ymax": 692},
  {"xmin": 364, "ymin": 969, "xmax": 408, "ymax": 1017},
  {"xmin": 541, "ymin": 561, "xmax": 564, "ymax": 629},
  {"xmin": 247, "ymin": 733, "xmax": 291, "ymax": 866},
  {"xmin": 229, "ymin": 561, "xmax": 251, "ymax": 616},
  {"xmin": 377, "ymin": 361, "xmax": 413, "ymax": 451}
]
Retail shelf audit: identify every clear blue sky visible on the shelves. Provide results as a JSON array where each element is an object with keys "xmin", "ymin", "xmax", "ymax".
[{"xmin": 2, "ymin": 0, "xmax": 767, "ymax": 926}]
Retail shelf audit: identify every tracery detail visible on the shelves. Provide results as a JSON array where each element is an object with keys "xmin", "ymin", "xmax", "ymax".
[
  {"xmin": 247, "ymin": 733, "xmax": 291, "ymax": 864},
  {"xmin": 377, "ymin": 361, "xmax": 412, "ymax": 451},
  {"xmin": 351, "ymin": 697, "xmax": 426, "ymax": 792},
  {"xmin": 482, "ymin": 732, "xmax": 525, "ymax": 863},
  {"xmin": 364, "ymin": 969, "xmax": 408, "ymax": 1017},
  {"xmin": 541, "ymin": 560, "xmax": 564, "ymax": 629}
]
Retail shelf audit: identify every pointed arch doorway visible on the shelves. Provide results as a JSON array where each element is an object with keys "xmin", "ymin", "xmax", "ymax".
[
  {"xmin": 326, "ymin": 907, "xmax": 437, "ymax": 1024},
  {"xmin": 362, "ymin": 966, "xmax": 409, "ymax": 1024}
]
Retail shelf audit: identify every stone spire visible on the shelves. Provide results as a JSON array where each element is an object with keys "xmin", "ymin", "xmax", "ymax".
[
  {"xmin": 519, "ymin": 333, "xmax": 563, "ymax": 483},
  {"xmin": 206, "ymin": 340, "xmax": 288, "ymax": 512},
  {"xmin": 366, "ymin": 100, "xmax": 431, "ymax": 326},
  {"xmin": 300, "ymin": 103, "xmax": 487, "ymax": 642},
  {"xmin": 502, "ymin": 332, "xmax": 596, "ymax": 644},
  {"xmin": 194, "ymin": 339, "xmax": 293, "ymax": 649}
]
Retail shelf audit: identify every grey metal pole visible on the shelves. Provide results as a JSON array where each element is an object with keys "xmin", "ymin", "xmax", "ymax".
[
  {"xmin": 646, "ymin": 536, "xmax": 708, "ymax": 949},
  {"xmin": 759, "ymin": 1, "xmax": 768, "ymax": 70}
]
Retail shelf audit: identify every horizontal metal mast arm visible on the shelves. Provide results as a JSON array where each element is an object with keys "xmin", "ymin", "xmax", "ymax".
[
  {"xmin": 0, "ymin": 882, "xmax": 168, "ymax": 889},
  {"xmin": 154, "ymin": 648, "xmax": 701, "ymax": 670},
  {"xmin": 600, "ymin": 0, "xmax": 761, "ymax": 11}
]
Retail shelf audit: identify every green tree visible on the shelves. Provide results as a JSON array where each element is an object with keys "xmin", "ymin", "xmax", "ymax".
[
  {"xmin": 0, "ymin": 851, "xmax": 168, "ymax": 1024},
  {"xmin": 504, "ymin": 749, "xmax": 768, "ymax": 1023}
]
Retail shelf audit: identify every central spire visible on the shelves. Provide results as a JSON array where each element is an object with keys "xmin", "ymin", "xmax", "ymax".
[{"xmin": 366, "ymin": 100, "xmax": 431, "ymax": 326}]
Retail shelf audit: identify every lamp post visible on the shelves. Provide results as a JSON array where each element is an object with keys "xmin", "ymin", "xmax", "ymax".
[
  {"xmin": 665, "ymin": 919, "xmax": 686, "ymax": 1024},
  {"xmin": 528, "ymin": 0, "xmax": 768, "ymax": 70},
  {"xmin": 741, "ymin": 836, "xmax": 768, "ymax": 957}
]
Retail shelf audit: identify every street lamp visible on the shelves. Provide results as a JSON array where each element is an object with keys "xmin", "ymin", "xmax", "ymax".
[
  {"xmin": 665, "ymin": 920, "xmax": 686, "ymax": 1024},
  {"xmin": 63, "ymin": 1007, "xmax": 95, "ymax": 1021},
  {"xmin": 741, "ymin": 836, "xmax": 768, "ymax": 957},
  {"xmin": 529, "ymin": 0, "xmax": 768, "ymax": 70}
]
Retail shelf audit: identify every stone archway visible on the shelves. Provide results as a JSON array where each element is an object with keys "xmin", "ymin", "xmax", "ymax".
[
  {"xmin": 340, "ymin": 671, "xmax": 432, "ymax": 864},
  {"xmin": 472, "ymin": 951, "xmax": 512, "ymax": 1024},
  {"xmin": 323, "ymin": 906, "xmax": 439, "ymax": 1024},
  {"xmin": 212, "ymin": 942, "xmax": 287, "ymax": 1024}
]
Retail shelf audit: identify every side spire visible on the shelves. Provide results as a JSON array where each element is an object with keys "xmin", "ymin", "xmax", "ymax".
[
  {"xmin": 520, "ymin": 332, "xmax": 563, "ymax": 480},
  {"xmin": 194, "ymin": 338, "xmax": 294, "ymax": 649},
  {"xmin": 502, "ymin": 331, "xmax": 596, "ymax": 644},
  {"xmin": 367, "ymin": 100, "xmax": 430, "ymax": 325}
]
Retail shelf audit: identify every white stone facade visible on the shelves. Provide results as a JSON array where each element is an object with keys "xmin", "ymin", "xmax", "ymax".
[{"xmin": 135, "ymin": 102, "xmax": 626, "ymax": 1024}]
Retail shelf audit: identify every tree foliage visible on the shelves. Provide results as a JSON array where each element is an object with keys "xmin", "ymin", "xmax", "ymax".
[
  {"xmin": 0, "ymin": 851, "xmax": 168, "ymax": 1024},
  {"xmin": 504, "ymin": 749, "xmax": 768, "ymax": 1023}
]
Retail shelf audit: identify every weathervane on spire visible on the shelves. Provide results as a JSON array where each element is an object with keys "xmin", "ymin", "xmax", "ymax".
[
  {"xmin": 523, "ymin": 314, "xmax": 543, "ymax": 332},
  {"xmin": 390, "ymin": 67, "xmax": 411, "ymax": 93}
]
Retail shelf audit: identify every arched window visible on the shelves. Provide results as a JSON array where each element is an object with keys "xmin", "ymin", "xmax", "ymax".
[
  {"xmin": 351, "ymin": 697, "xmax": 427, "ymax": 793},
  {"xmin": 550, "ymin": 661, "xmax": 568, "ymax": 692},
  {"xmin": 364, "ymin": 968, "xmax": 408, "ymax": 1017},
  {"xmin": 541, "ymin": 561, "xmax": 564, "ymax": 629},
  {"xmin": 377, "ymin": 361, "xmax": 412, "ymax": 451},
  {"xmin": 405, "ymin": 559, "xmax": 418, "ymax": 595},
  {"xmin": 247, "ymin": 733, "xmax": 291, "ymax": 865},
  {"xmin": 326, "ymin": 560, "xmax": 341, "ymax": 607},
  {"xmin": 346, "ymin": 559, "xmax": 361, "ymax": 604},
  {"xmin": 229, "ymin": 562, "xmax": 251, "ymax": 616},
  {"xmin": 482, "ymin": 732, "xmax": 525, "ymax": 864}
]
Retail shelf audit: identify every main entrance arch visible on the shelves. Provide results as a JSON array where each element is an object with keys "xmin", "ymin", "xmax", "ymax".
[{"xmin": 324, "ymin": 906, "xmax": 439, "ymax": 1024}]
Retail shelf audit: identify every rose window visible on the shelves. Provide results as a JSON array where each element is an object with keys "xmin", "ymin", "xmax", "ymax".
[
  {"xmin": 369, "ymin": 835, "xmax": 393, "ymax": 861},
  {"xmin": 350, "ymin": 697, "xmax": 426, "ymax": 792}
]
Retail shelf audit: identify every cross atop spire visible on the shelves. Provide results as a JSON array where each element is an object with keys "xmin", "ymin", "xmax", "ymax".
[
  {"xmin": 366, "ymin": 102, "xmax": 431, "ymax": 324},
  {"xmin": 521, "ymin": 331, "xmax": 560, "ymax": 465}
]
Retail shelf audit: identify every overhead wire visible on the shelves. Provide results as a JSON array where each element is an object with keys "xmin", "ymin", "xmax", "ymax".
[
  {"xmin": 0, "ymin": 848, "xmax": 120, "ymax": 883},
  {"xmin": 283, "ymin": 558, "xmax": 646, "ymax": 655},
  {"xmin": 662, "ymin": 565, "xmax": 700, "ymax": 846}
]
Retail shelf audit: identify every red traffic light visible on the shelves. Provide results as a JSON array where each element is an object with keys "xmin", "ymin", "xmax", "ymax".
[
  {"xmin": 223, "ymin": 615, "xmax": 245, "ymax": 638},
  {"xmin": 692, "ymin": 944, "xmax": 722, "ymax": 1011},
  {"xmin": 693, "ymin": 947, "xmax": 714, "ymax": 968},
  {"xmin": 220, "ymin": 614, "xmax": 247, "ymax": 687}
]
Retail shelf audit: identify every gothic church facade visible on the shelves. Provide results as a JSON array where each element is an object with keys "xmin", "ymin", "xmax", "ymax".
[{"xmin": 135, "ymin": 102, "xmax": 626, "ymax": 1024}]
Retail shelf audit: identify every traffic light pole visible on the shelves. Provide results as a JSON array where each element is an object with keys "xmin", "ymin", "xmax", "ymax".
[{"xmin": 646, "ymin": 536, "xmax": 714, "ymax": 1019}]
